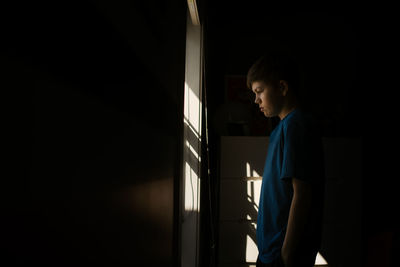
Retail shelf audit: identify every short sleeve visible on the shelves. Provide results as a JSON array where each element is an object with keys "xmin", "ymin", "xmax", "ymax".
[{"xmin": 280, "ymin": 120, "xmax": 314, "ymax": 182}]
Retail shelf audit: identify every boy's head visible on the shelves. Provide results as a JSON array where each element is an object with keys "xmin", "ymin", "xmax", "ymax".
[
  {"xmin": 246, "ymin": 52, "xmax": 299, "ymax": 96},
  {"xmin": 247, "ymin": 53, "xmax": 300, "ymax": 119}
]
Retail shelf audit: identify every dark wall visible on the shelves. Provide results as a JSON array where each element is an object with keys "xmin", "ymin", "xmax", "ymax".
[
  {"xmin": 3, "ymin": 1, "xmax": 186, "ymax": 266},
  {"xmin": 205, "ymin": 10, "xmax": 361, "ymax": 138}
]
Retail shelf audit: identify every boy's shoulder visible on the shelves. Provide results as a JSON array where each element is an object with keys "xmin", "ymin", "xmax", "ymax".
[{"xmin": 283, "ymin": 109, "xmax": 319, "ymax": 133}]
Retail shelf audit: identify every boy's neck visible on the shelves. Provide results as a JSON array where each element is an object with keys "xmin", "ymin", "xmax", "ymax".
[{"xmin": 278, "ymin": 96, "xmax": 298, "ymax": 120}]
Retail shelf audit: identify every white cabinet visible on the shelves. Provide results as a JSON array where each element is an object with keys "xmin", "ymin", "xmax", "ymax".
[{"xmin": 218, "ymin": 136, "xmax": 362, "ymax": 267}]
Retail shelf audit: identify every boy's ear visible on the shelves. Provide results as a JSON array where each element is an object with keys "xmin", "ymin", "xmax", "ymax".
[{"xmin": 279, "ymin": 80, "xmax": 289, "ymax": 96}]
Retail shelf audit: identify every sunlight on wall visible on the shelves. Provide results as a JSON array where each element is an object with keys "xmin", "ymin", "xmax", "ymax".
[
  {"xmin": 181, "ymin": 82, "xmax": 202, "ymax": 267},
  {"xmin": 184, "ymin": 161, "xmax": 199, "ymax": 212},
  {"xmin": 181, "ymin": 8, "xmax": 202, "ymax": 267},
  {"xmin": 183, "ymin": 82, "xmax": 202, "ymax": 213},
  {"xmin": 246, "ymin": 162, "xmax": 261, "ymax": 177},
  {"xmin": 185, "ymin": 82, "xmax": 201, "ymax": 134},
  {"xmin": 246, "ymin": 162, "xmax": 251, "ymax": 177},
  {"xmin": 246, "ymin": 162, "xmax": 261, "ymax": 211},
  {"xmin": 247, "ymin": 181, "xmax": 261, "ymax": 212},
  {"xmin": 246, "ymin": 233, "xmax": 258, "ymax": 263},
  {"xmin": 245, "ymin": 162, "xmax": 262, "ymax": 263},
  {"xmin": 315, "ymin": 252, "xmax": 328, "ymax": 265},
  {"xmin": 252, "ymin": 169, "xmax": 261, "ymax": 178}
]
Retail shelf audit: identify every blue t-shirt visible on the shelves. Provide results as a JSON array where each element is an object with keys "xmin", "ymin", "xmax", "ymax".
[{"xmin": 257, "ymin": 109, "xmax": 325, "ymax": 263}]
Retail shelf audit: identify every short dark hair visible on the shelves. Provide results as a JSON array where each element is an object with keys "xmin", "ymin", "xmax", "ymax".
[{"xmin": 246, "ymin": 52, "xmax": 300, "ymax": 95}]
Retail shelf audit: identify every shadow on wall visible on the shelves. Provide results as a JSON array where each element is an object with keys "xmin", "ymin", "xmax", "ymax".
[
  {"xmin": 218, "ymin": 137, "xmax": 265, "ymax": 267},
  {"xmin": 218, "ymin": 136, "xmax": 362, "ymax": 267},
  {"xmin": 3, "ymin": 3, "xmax": 184, "ymax": 263}
]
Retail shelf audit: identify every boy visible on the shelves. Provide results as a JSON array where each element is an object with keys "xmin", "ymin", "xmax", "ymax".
[{"xmin": 247, "ymin": 53, "xmax": 325, "ymax": 267}]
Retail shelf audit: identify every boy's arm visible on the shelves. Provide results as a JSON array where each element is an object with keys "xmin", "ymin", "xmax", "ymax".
[{"xmin": 281, "ymin": 177, "xmax": 312, "ymax": 267}]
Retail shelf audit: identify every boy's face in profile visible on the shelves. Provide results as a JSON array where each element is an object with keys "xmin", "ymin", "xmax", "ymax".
[{"xmin": 251, "ymin": 80, "xmax": 285, "ymax": 118}]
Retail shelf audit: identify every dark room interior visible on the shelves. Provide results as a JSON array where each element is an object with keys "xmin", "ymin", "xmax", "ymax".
[{"xmin": 2, "ymin": 1, "xmax": 398, "ymax": 266}]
